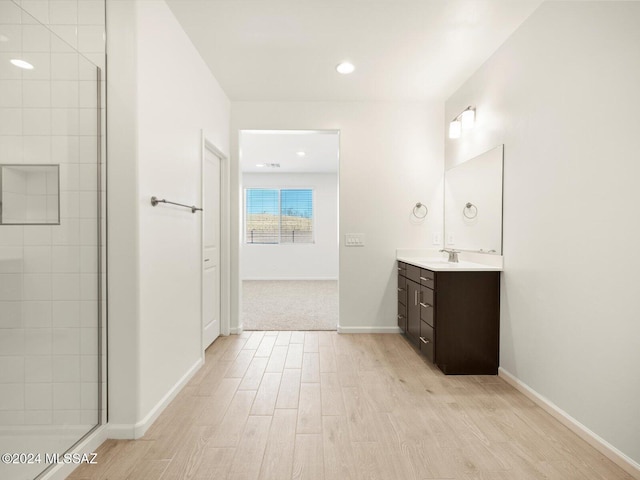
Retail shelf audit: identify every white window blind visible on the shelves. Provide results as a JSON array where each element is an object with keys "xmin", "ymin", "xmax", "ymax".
[{"xmin": 245, "ymin": 188, "xmax": 313, "ymax": 244}]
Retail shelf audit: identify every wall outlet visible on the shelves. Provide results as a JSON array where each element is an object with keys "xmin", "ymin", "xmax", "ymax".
[
  {"xmin": 345, "ymin": 233, "xmax": 365, "ymax": 247},
  {"xmin": 433, "ymin": 232, "xmax": 442, "ymax": 245},
  {"xmin": 447, "ymin": 233, "xmax": 455, "ymax": 245}
]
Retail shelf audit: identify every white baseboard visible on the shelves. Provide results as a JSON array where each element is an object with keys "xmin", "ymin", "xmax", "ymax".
[
  {"xmin": 230, "ymin": 325, "xmax": 243, "ymax": 335},
  {"xmin": 242, "ymin": 277, "xmax": 338, "ymax": 281},
  {"xmin": 106, "ymin": 423, "xmax": 137, "ymax": 440},
  {"xmin": 107, "ymin": 357, "xmax": 204, "ymax": 440},
  {"xmin": 337, "ymin": 325, "xmax": 401, "ymax": 334},
  {"xmin": 40, "ymin": 425, "xmax": 108, "ymax": 480},
  {"xmin": 498, "ymin": 367, "xmax": 640, "ymax": 479}
]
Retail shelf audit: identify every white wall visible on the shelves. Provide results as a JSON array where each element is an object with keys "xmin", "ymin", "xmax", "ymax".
[
  {"xmin": 231, "ymin": 102, "xmax": 444, "ymax": 332},
  {"xmin": 446, "ymin": 1, "xmax": 640, "ymax": 467},
  {"xmin": 241, "ymin": 172, "xmax": 338, "ymax": 280},
  {"xmin": 107, "ymin": 0, "xmax": 230, "ymax": 433}
]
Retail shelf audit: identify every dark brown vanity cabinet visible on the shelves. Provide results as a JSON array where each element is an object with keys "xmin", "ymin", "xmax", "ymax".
[{"xmin": 397, "ymin": 261, "xmax": 500, "ymax": 375}]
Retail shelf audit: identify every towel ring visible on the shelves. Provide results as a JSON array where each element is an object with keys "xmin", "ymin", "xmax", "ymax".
[
  {"xmin": 412, "ymin": 202, "xmax": 428, "ymax": 219},
  {"xmin": 463, "ymin": 202, "xmax": 478, "ymax": 219}
]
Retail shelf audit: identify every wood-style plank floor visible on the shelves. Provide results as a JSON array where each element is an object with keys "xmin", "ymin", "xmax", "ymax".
[{"xmin": 68, "ymin": 332, "xmax": 633, "ymax": 480}]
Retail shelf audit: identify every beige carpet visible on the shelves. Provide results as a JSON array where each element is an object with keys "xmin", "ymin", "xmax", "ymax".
[{"xmin": 242, "ymin": 280, "xmax": 338, "ymax": 330}]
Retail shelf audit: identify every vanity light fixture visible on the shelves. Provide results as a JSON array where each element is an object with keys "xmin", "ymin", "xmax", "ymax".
[
  {"xmin": 336, "ymin": 61, "xmax": 355, "ymax": 74},
  {"xmin": 460, "ymin": 107, "xmax": 475, "ymax": 129},
  {"xmin": 296, "ymin": 151, "xmax": 306, "ymax": 157},
  {"xmin": 449, "ymin": 106, "xmax": 475, "ymax": 139},
  {"xmin": 10, "ymin": 58, "xmax": 34, "ymax": 70},
  {"xmin": 449, "ymin": 119, "xmax": 461, "ymax": 139}
]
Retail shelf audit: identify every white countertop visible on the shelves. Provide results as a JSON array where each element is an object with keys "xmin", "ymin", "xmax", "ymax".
[{"xmin": 396, "ymin": 249, "xmax": 503, "ymax": 272}]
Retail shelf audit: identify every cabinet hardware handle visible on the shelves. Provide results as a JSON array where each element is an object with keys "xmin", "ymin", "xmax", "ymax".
[
  {"xmin": 419, "ymin": 302, "xmax": 430, "ymax": 308},
  {"xmin": 397, "ymin": 267, "xmax": 402, "ymax": 271},
  {"xmin": 397, "ymin": 315, "xmax": 404, "ymax": 319},
  {"xmin": 419, "ymin": 337, "xmax": 430, "ymax": 344},
  {"xmin": 414, "ymin": 290, "xmax": 418, "ymax": 305},
  {"xmin": 419, "ymin": 276, "xmax": 427, "ymax": 281},
  {"xmin": 397, "ymin": 287, "xmax": 404, "ymax": 292}
]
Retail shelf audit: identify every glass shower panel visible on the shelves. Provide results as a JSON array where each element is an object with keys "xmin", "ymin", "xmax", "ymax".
[{"xmin": 0, "ymin": 4, "xmax": 101, "ymax": 479}]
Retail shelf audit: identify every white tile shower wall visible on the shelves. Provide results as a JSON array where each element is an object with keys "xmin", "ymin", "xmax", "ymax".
[
  {"xmin": 0, "ymin": 0, "xmax": 105, "ymax": 434},
  {"xmin": 16, "ymin": 0, "xmax": 105, "ymax": 68}
]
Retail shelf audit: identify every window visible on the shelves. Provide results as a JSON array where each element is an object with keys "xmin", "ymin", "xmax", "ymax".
[{"xmin": 245, "ymin": 188, "xmax": 313, "ymax": 244}]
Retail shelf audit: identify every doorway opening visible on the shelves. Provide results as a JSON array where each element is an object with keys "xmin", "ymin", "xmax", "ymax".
[{"xmin": 239, "ymin": 130, "xmax": 339, "ymax": 331}]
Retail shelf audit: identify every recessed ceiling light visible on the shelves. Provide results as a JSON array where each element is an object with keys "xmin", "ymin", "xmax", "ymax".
[
  {"xmin": 296, "ymin": 151, "xmax": 306, "ymax": 157},
  {"xmin": 336, "ymin": 62, "xmax": 355, "ymax": 75},
  {"xmin": 10, "ymin": 59, "xmax": 34, "ymax": 70},
  {"xmin": 256, "ymin": 164, "xmax": 265, "ymax": 167}
]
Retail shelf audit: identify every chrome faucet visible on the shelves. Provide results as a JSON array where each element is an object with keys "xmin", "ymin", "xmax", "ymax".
[{"xmin": 440, "ymin": 249, "xmax": 459, "ymax": 263}]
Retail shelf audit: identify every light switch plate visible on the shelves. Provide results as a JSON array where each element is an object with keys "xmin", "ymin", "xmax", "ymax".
[
  {"xmin": 433, "ymin": 232, "xmax": 442, "ymax": 245},
  {"xmin": 345, "ymin": 233, "xmax": 365, "ymax": 247}
]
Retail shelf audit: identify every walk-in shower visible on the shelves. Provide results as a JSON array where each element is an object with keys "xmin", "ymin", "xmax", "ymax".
[{"xmin": 0, "ymin": 3, "xmax": 103, "ymax": 479}]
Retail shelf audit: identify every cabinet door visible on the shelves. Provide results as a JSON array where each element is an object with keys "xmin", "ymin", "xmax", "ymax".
[{"xmin": 406, "ymin": 280, "xmax": 421, "ymax": 345}]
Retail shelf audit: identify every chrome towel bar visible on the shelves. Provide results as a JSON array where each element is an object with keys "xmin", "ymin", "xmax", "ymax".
[{"xmin": 150, "ymin": 196, "xmax": 202, "ymax": 213}]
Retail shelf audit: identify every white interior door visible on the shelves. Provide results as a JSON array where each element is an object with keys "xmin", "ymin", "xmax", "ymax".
[{"xmin": 203, "ymin": 147, "xmax": 221, "ymax": 349}]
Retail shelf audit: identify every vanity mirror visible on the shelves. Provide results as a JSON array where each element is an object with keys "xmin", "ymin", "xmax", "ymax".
[
  {"xmin": 444, "ymin": 145, "xmax": 503, "ymax": 254},
  {"xmin": 0, "ymin": 164, "xmax": 60, "ymax": 225}
]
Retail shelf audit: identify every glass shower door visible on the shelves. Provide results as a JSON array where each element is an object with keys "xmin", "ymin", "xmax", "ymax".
[{"xmin": 0, "ymin": 4, "xmax": 102, "ymax": 479}]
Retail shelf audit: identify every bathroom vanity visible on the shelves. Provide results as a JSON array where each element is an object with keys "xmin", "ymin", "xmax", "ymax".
[
  {"xmin": 399, "ymin": 144, "xmax": 504, "ymax": 374},
  {"xmin": 397, "ymin": 257, "xmax": 501, "ymax": 375}
]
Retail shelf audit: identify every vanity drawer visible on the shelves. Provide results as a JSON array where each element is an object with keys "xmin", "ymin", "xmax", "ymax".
[
  {"xmin": 397, "ymin": 302, "xmax": 407, "ymax": 332},
  {"xmin": 419, "ymin": 286, "xmax": 434, "ymax": 327},
  {"xmin": 397, "ymin": 275, "xmax": 407, "ymax": 305},
  {"xmin": 406, "ymin": 264, "xmax": 421, "ymax": 283},
  {"xmin": 419, "ymin": 321, "xmax": 435, "ymax": 363},
  {"xmin": 397, "ymin": 262, "xmax": 407, "ymax": 278},
  {"xmin": 420, "ymin": 269, "xmax": 435, "ymax": 289}
]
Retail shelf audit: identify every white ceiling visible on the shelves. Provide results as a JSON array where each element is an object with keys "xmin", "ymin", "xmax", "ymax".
[
  {"xmin": 240, "ymin": 130, "xmax": 339, "ymax": 173},
  {"xmin": 166, "ymin": 0, "xmax": 544, "ymax": 102}
]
